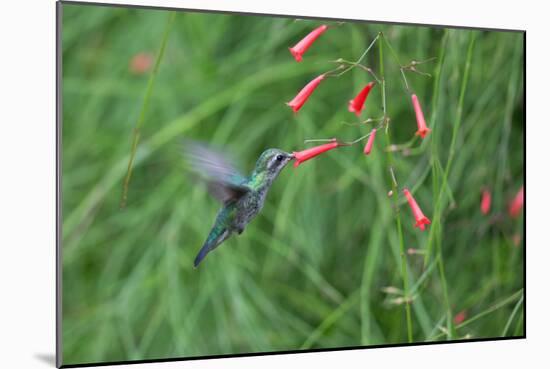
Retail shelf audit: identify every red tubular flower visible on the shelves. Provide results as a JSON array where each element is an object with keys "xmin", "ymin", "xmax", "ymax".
[
  {"xmin": 411, "ymin": 94, "xmax": 431, "ymax": 138},
  {"xmin": 480, "ymin": 189, "xmax": 492, "ymax": 215},
  {"xmin": 363, "ymin": 129, "xmax": 377, "ymax": 155},
  {"xmin": 286, "ymin": 74, "xmax": 325, "ymax": 113},
  {"xmin": 508, "ymin": 186, "xmax": 524, "ymax": 218},
  {"xmin": 403, "ymin": 188, "xmax": 431, "ymax": 231},
  {"xmin": 349, "ymin": 82, "xmax": 376, "ymax": 116},
  {"xmin": 292, "ymin": 139, "xmax": 340, "ymax": 167},
  {"xmin": 289, "ymin": 25, "xmax": 328, "ymax": 62}
]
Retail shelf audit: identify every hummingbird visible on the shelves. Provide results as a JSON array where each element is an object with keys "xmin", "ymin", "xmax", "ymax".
[{"xmin": 183, "ymin": 141, "xmax": 294, "ymax": 267}]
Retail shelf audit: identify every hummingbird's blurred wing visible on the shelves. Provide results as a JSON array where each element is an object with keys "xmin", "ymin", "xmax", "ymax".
[{"xmin": 182, "ymin": 140, "xmax": 251, "ymax": 203}]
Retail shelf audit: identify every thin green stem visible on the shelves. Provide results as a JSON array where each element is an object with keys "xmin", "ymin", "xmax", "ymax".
[
  {"xmin": 379, "ymin": 39, "xmax": 387, "ymax": 117},
  {"xmin": 358, "ymin": 33, "xmax": 381, "ymax": 65},
  {"xmin": 340, "ymin": 116, "xmax": 385, "ymax": 127},
  {"xmin": 300, "ymin": 291, "xmax": 360, "ymax": 349},
  {"xmin": 426, "ymin": 31, "xmax": 475, "ymax": 341},
  {"xmin": 334, "ymin": 33, "xmax": 380, "ymax": 77},
  {"xmin": 436, "ymin": 239, "xmax": 452, "ymax": 338},
  {"xmin": 303, "ymin": 120, "xmax": 386, "ymax": 146},
  {"xmin": 431, "ymin": 289, "xmax": 523, "ymax": 340},
  {"xmin": 382, "ymin": 33, "xmax": 402, "ymax": 66},
  {"xmin": 120, "ymin": 12, "xmax": 176, "ymax": 208},
  {"xmin": 381, "ymin": 33, "xmax": 412, "ymax": 93},
  {"xmin": 425, "ymin": 32, "xmax": 476, "ymax": 266},
  {"xmin": 502, "ymin": 293, "xmax": 524, "ymax": 336},
  {"xmin": 428, "ymin": 30, "xmax": 449, "ymax": 162},
  {"xmin": 379, "ymin": 36, "xmax": 413, "ymax": 343},
  {"xmin": 333, "ymin": 60, "xmax": 382, "ymax": 83},
  {"xmin": 513, "ymin": 310, "xmax": 524, "ymax": 336}
]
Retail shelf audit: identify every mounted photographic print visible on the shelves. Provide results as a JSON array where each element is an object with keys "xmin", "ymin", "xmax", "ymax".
[{"xmin": 57, "ymin": 1, "xmax": 525, "ymax": 367}]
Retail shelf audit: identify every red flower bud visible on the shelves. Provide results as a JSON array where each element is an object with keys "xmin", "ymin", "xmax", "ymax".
[
  {"xmin": 453, "ymin": 310, "xmax": 467, "ymax": 325},
  {"xmin": 348, "ymin": 82, "xmax": 375, "ymax": 116},
  {"xmin": 292, "ymin": 139, "xmax": 340, "ymax": 167},
  {"xmin": 508, "ymin": 186, "xmax": 524, "ymax": 218},
  {"xmin": 289, "ymin": 25, "xmax": 328, "ymax": 62},
  {"xmin": 363, "ymin": 129, "xmax": 377, "ymax": 155},
  {"xmin": 129, "ymin": 52, "xmax": 153, "ymax": 75},
  {"xmin": 403, "ymin": 188, "xmax": 431, "ymax": 231},
  {"xmin": 286, "ymin": 74, "xmax": 325, "ymax": 113},
  {"xmin": 411, "ymin": 94, "xmax": 431, "ymax": 139},
  {"xmin": 480, "ymin": 189, "xmax": 492, "ymax": 215}
]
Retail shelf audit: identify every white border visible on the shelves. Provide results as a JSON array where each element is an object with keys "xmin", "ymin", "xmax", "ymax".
[{"xmin": 1, "ymin": 1, "xmax": 547, "ymax": 368}]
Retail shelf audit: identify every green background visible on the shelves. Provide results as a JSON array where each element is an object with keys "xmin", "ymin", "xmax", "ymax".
[{"xmin": 61, "ymin": 3, "xmax": 524, "ymax": 365}]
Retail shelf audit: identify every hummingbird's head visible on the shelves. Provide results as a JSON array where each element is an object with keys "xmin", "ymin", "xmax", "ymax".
[{"xmin": 253, "ymin": 148, "xmax": 294, "ymax": 181}]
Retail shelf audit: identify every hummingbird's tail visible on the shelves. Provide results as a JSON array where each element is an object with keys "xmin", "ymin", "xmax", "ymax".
[{"xmin": 193, "ymin": 227, "xmax": 231, "ymax": 267}]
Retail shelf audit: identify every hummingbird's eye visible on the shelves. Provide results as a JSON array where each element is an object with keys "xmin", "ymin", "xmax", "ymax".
[{"xmin": 276, "ymin": 154, "xmax": 284, "ymax": 162}]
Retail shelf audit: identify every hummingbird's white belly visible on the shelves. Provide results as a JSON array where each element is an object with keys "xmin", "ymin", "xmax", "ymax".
[{"xmin": 231, "ymin": 190, "xmax": 266, "ymax": 234}]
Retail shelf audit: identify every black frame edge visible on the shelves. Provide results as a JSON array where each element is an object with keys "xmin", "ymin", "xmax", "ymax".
[{"xmin": 56, "ymin": 1, "xmax": 63, "ymax": 368}]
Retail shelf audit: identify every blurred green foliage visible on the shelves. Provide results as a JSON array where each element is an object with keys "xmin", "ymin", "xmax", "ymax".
[{"xmin": 61, "ymin": 3, "xmax": 524, "ymax": 365}]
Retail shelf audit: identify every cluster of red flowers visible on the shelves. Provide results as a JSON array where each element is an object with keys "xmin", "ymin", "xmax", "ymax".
[{"xmin": 286, "ymin": 24, "xmax": 432, "ymax": 231}]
